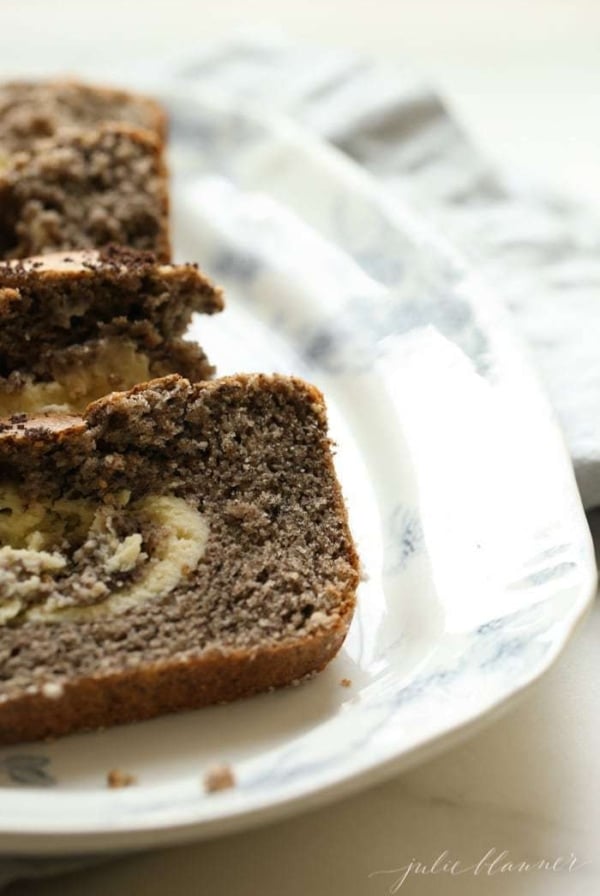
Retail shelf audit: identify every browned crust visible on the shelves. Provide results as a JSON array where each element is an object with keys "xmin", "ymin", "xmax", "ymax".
[
  {"xmin": 0, "ymin": 78, "xmax": 168, "ymax": 146},
  {"xmin": 86, "ymin": 373, "xmax": 327, "ymax": 420},
  {"xmin": 0, "ymin": 595, "xmax": 355, "ymax": 745},
  {"xmin": 0, "ymin": 413, "xmax": 85, "ymax": 440},
  {"xmin": 0, "ymin": 248, "xmax": 224, "ymax": 315},
  {"xmin": 46, "ymin": 79, "xmax": 169, "ymax": 145},
  {"xmin": 72, "ymin": 80, "xmax": 168, "ymax": 144},
  {"xmin": 0, "ymin": 374, "xmax": 326, "ymax": 445}
]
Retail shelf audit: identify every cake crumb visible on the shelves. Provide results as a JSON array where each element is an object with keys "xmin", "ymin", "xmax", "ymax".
[
  {"xmin": 203, "ymin": 763, "xmax": 236, "ymax": 794},
  {"xmin": 107, "ymin": 769, "xmax": 136, "ymax": 789},
  {"xmin": 41, "ymin": 681, "xmax": 64, "ymax": 700},
  {"xmin": 340, "ymin": 678, "xmax": 352, "ymax": 688},
  {"xmin": 307, "ymin": 610, "xmax": 330, "ymax": 629}
]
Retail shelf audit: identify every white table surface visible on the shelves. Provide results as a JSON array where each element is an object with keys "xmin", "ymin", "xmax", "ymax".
[{"xmin": 2, "ymin": 2, "xmax": 599, "ymax": 894}]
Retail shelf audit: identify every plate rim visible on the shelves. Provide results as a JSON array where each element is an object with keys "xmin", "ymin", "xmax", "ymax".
[{"xmin": 0, "ymin": 581, "xmax": 595, "ymax": 856}]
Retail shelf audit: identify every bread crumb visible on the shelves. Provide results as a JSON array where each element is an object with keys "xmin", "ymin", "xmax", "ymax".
[
  {"xmin": 41, "ymin": 681, "xmax": 64, "ymax": 699},
  {"xmin": 340, "ymin": 678, "xmax": 352, "ymax": 688},
  {"xmin": 107, "ymin": 769, "xmax": 136, "ymax": 789},
  {"xmin": 307, "ymin": 610, "xmax": 330, "ymax": 629},
  {"xmin": 203, "ymin": 763, "xmax": 235, "ymax": 794}
]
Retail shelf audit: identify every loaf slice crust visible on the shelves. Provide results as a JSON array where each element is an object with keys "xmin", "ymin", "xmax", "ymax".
[
  {"xmin": 0, "ymin": 374, "xmax": 359, "ymax": 743},
  {"xmin": 0, "ymin": 124, "xmax": 171, "ymax": 261},
  {"xmin": 0, "ymin": 247, "xmax": 223, "ymax": 415},
  {"xmin": 0, "ymin": 79, "xmax": 167, "ymax": 156}
]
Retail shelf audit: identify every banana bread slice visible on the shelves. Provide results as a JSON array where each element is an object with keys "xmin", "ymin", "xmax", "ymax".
[
  {"xmin": 0, "ymin": 124, "xmax": 170, "ymax": 261},
  {"xmin": 0, "ymin": 374, "xmax": 358, "ymax": 744},
  {"xmin": 0, "ymin": 79, "xmax": 166, "ymax": 156},
  {"xmin": 0, "ymin": 246, "xmax": 223, "ymax": 415}
]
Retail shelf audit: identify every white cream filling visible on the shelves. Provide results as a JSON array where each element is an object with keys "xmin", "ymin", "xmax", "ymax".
[
  {"xmin": 0, "ymin": 490, "xmax": 208, "ymax": 625},
  {"xmin": 0, "ymin": 339, "xmax": 152, "ymax": 416}
]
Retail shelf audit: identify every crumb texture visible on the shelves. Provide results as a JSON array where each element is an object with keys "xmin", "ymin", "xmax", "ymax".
[
  {"xmin": 0, "ymin": 375, "xmax": 358, "ymax": 742},
  {"xmin": 0, "ymin": 126, "xmax": 171, "ymax": 261},
  {"xmin": 0, "ymin": 80, "xmax": 166, "ymax": 154}
]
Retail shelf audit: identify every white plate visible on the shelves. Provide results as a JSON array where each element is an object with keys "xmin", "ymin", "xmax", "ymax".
[{"xmin": 0, "ymin": 98, "xmax": 595, "ymax": 856}]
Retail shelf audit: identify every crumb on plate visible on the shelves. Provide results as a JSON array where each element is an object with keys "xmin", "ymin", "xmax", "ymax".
[
  {"xmin": 203, "ymin": 763, "xmax": 236, "ymax": 794},
  {"xmin": 107, "ymin": 768, "xmax": 137, "ymax": 789}
]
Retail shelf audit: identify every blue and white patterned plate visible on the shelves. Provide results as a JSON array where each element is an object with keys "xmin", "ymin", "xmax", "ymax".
[{"xmin": 0, "ymin": 96, "xmax": 595, "ymax": 856}]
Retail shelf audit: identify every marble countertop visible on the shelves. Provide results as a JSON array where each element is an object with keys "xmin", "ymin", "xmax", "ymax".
[{"xmin": 2, "ymin": 2, "xmax": 599, "ymax": 893}]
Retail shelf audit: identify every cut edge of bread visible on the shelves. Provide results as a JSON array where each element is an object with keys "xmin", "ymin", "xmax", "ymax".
[
  {"xmin": 0, "ymin": 595, "xmax": 355, "ymax": 744},
  {"xmin": 0, "ymin": 373, "xmax": 359, "ymax": 744},
  {"xmin": 0, "ymin": 123, "xmax": 172, "ymax": 264}
]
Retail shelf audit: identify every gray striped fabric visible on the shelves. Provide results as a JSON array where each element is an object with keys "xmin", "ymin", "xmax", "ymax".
[{"xmin": 172, "ymin": 34, "xmax": 600, "ymax": 508}]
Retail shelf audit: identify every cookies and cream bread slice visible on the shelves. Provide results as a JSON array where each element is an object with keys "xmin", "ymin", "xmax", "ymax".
[
  {"xmin": 0, "ymin": 79, "xmax": 167, "ymax": 157},
  {"xmin": 0, "ymin": 124, "xmax": 171, "ymax": 261},
  {"xmin": 0, "ymin": 246, "xmax": 223, "ymax": 416},
  {"xmin": 0, "ymin": 374, "xmax": 358, "ymax": 744}
]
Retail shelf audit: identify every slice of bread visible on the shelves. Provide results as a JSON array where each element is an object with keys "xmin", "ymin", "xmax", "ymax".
[
  {"xmin": 0, "ymin": 246, "xmax": 224, "ymax": 415},
  {"xmin": 0, "ymin": 124, "xmax": 171, "ymax": 261},
  {"xmin": 0, "ymin": 79, "xmax": 167, "ymax": 155},
  {"xmin": 0, "ymin": 374, "xmax": 358, "ymax": 744}
]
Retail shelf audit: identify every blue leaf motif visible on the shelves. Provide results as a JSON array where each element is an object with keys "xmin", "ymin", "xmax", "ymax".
[
  {"xmin": 384, "ymin": 505, "xmax": 424, "ymax": 574},
  {"xmin": 303, "ymin": 280, "xmax": 491, "ymax": 376},
  {"xmin": 212, "ymin": 248, "xmax": 262, "ymax": 283},
  {"xmin": 0, "ymin": 754, "xmax": 55, "ymax": 787}
]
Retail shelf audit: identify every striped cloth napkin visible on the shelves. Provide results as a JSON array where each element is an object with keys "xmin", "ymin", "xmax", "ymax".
[{"xmin": 165, "ymin": 33, "xmax": 600, "ymax": 509}]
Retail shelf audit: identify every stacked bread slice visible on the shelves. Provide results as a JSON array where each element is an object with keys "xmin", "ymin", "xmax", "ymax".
[
  {"xmin": 0, "ymin": 81, "xmax": 358, "ymax": 744},
  {"xmin": 0, "ymin": 80, "xmax": 169, "ymax": 260},
  {"xmin": 0, "ymin": 246, "xmax": 223, "ymax": 415}
]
